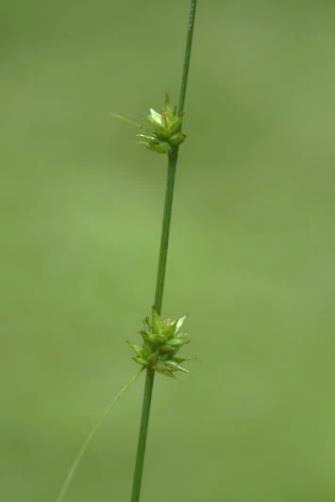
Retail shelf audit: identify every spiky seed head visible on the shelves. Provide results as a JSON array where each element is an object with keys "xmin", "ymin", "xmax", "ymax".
[
  {"xmin": 129, "ymin": 309, "xmax": 190, "ymax": 377},
  {"xmin": 137, "ymin": 95, "xmax": 186, "ymax": 154}
]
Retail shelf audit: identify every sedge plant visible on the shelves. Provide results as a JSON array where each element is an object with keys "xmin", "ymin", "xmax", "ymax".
[
  {"xmin": 129, "ymin": 1, "xmax": 198, "ymax": 501},
  {"xmin": 56, "ymin": 1, "xmax": 198, "ymax": 500}
]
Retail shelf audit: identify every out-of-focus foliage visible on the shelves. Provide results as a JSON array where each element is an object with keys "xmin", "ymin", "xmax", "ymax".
[{"xmin": 1, "ymin": 1, "xmax": 335, "ymax": 501}]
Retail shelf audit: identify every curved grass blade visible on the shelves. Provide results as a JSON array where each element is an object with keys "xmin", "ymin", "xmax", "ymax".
[{"xmin": 56, "ymin": 370, "xmax": 142, "ymax": 502}]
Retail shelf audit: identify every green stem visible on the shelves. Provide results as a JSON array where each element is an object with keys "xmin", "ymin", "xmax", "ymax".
[
  {"xmin": 154, "ymin": 147, "xmax": 178, "ymax": 315},
  {"xmin": 130, "ymin": 2, "xmax": 198, "ymax": 502},
  {"xmin": 130, "ymin": 369, "xmax": 155, "ymax": 502},
  {"xmin": 155, "ymin": 0, "xmax": 198, "ymax": 313},
  {"xmin": 178, "ymin": 0, "xmax": 198, "ymax": 117}
]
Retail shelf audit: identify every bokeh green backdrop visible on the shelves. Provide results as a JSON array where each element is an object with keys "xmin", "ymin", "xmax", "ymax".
[{"xmin": 1, "ymin": 1, "xmax": 335, "ymax": 500}]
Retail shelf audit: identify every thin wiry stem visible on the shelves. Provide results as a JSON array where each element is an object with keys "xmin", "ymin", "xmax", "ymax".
[
  {"xmin": 130, "ymin": 2, "xmax": 198, "ymax": 502},
  {"xmin": 178, "ymin": 0, "xmax": 198, "ymax": 117},
  {"xmin": 130, "ymin": 369, "xmax": 155, "ymax": 502},
  {"xmin": 154, "ymin": 147, "xmax": 178, "ymax": 315},
  {"xmin": 56, "ymin": 371, "xmax": 141, "ymax": 502}
]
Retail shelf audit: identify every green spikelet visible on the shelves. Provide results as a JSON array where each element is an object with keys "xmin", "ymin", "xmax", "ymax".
[
  {"xmin": 137, "ymin": 94, "xmax": 186, "ymax": 154},
  {"xmin": 129, "ymin": 309, "xmax": 190, "ymax": 377}
]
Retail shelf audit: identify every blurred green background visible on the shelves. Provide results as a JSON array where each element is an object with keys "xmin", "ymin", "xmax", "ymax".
[{"xmin": 1, "ymin": 0, "xmax": 335, "ymax": 500}]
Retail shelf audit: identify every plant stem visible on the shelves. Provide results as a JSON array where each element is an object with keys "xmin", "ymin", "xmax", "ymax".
[
  {"xmin": 178, "ymin": 0, "xmax": 198, "ymax": 117},
  {"xmin": 154, "ymin": 147, "xmax": 178, "ymax": 315},
  {"xmin": 130, "ymin": 2, "xmax": 198, "ymax": 502},
  {"xmin": 130, "ymin": 369, "xmax": 155, "ymax": 502}
]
